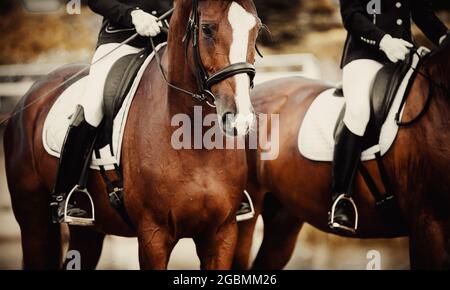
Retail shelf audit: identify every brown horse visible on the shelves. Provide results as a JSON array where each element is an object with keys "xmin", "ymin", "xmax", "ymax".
[
  {"xmin": 233, "ymin": 41, "xmax": 450, "ymax": 270},
  {"xmin": 4, "ymin": 0, "xmax": 262, "ymax": 270}
]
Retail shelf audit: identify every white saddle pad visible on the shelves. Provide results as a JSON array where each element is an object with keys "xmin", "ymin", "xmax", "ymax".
[
  {"xmin": 298, "ymin": 47, "xmax": 429, "ymax": 162},
  {"xmin": 43, "ymin": 43, "xmax": 167, "ymax": 170}
]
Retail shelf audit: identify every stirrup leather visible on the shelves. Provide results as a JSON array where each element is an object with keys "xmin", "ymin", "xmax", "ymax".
[
  {"xmin": 329, "ymin": 193, "xmax": 359, "ymax": 233},
  {"xmin": 63, "ymin": 185, "xmax": 95, "ymax": 226}
]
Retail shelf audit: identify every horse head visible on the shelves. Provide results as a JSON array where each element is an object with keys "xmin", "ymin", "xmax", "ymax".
[{"xmin": 168, "ymin": 0, "xmax": 261, "ymax": 136}]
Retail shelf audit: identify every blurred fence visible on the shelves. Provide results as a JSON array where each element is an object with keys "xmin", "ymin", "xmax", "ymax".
[
  {"xmin": 0, "ymin": 54, "xmax": 320, "ymax": 122},
  {"xmin": 0, "ymin": 63, "xmax": 61, "ymax": 121},
  {"xmin": 254, "ymin": 53, "xmax": 320, "ymax": 83},
  {"xmin": 0, "ymin": 63, "xmax": 61, "ymax": 98}
]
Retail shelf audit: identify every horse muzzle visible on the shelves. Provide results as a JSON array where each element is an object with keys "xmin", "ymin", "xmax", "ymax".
[{"xmin": 221, "ymin": 111, "xmax": 255, "ymax": 137}]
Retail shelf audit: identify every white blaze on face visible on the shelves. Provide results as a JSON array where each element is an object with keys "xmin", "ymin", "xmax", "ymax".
[{"xmin": 227, "ymin": 2, "xmax": 256, "ymax": 135}]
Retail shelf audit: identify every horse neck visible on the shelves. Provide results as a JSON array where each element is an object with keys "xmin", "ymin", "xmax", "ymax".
[
  {"xmin": 424, "ymin": 45, "xmax": 450, "ymax": 130},
  {"xmin": 440, "ymin": 43, "xmax": 450, "ymax": 76},
  {"xmin": 402, "ymin": 49, "xmax": 450, "ymax": 191},
  {"xmin": 427, "ymin": 42, "xmax": 450, "ymax": 86}
]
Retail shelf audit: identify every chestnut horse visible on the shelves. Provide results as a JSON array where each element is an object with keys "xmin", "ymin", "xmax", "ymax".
[
  {"xmin": 233, "ymin": 41, "xmax": 450, "ymax": 270},
  {"xmin": 4, "ymin": 0, "xmax": 262, "ymax": 269}
]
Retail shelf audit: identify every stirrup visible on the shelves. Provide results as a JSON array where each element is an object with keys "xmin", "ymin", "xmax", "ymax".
[
  {"xmin": 329, "ymin": 193, "xmax": 358, "ymax": 234},
  {"xmin": 63, "ymin": 185, "xmax": 95, "ymax": 226},
  {"xmin": 236, "ymin": 190, "xmax": 255, "ymax": 222}
]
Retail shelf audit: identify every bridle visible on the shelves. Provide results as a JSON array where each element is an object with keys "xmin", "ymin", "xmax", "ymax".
[
  {"xmin": 184, "ymin": 0, "xmax": 256, "ymax": 106},
  {"xmin": 151, "ymin": 0, "xmax": 256, "ymax": 108}
]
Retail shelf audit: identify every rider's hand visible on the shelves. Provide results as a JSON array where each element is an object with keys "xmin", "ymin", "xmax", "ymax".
[
  {"xmin": 440, "ymin": 34, "xmax": 448, "ymax": 45},
  {"xmin": 379, "ymin": 34, "xmax": 413, "ymax": 63},
  {"xmin": 131, "ymin": 9, "xmax": 162, "ymax": 37}
]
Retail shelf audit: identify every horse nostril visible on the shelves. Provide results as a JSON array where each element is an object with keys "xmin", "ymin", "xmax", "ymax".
[
  {"xmin": 221, "ymin": 112, "xmax": 234, "ymax": 127},
  {"xmin": 221, "ymin": 112, "xmax": 239, "ymax": 136}
]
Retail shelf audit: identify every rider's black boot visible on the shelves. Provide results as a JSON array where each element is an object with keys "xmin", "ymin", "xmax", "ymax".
[
  {"xmin": 50, "ymin": 105, "xmax": 97, "ymax": 225},
  {"xmin": 328, "ymin": 122, "xmax": 362, "ymax": 235}
]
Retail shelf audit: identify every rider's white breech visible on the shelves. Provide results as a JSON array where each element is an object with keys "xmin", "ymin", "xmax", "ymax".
[
  {"xmin": 342, "ymin": 59, "xmax": 384, "ymax": 137},
  {"xmin": 78, "ymin": 43, "xmax": 142, "ymax": 127}
]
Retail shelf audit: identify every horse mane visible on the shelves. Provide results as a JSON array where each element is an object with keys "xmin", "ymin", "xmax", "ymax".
[
  {"xmin": 423, "ymin": 35, "xmax": 450, "ymax": 90},
  {"xmin": 427, "ymin": 34, "xmax": 450, "ymax": 59}
]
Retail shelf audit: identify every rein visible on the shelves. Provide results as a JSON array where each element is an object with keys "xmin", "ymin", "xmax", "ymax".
[
  {"xmin": 395, "ymin": 48, "xmax": 450, "ymax": 127},
  {"xmin": 151, "ymin": 0, "xmax": 256, "ymax": 108}
]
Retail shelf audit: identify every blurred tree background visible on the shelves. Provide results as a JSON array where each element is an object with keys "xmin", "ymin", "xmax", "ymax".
[{"xmin": 0, "ymin": 0, "xmax": 448, "ymax": 64}]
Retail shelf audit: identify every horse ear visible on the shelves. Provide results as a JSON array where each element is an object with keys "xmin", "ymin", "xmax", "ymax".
[
  {"xmin": 442, "ymin": 33, "xmax": 450, "ymax": 47},
  {"xmin": 255, "ymin": 45, "xmax": 263, "ymax": 58},
  {"xmin": 256, "ymin": 23, "xmax": 272, "ymax": 48}
]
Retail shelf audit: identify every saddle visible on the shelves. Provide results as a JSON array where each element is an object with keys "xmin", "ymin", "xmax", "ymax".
[
  {"xmin": 333, "ymin": 51, "xmax": 415, "ymax": 150},
  {"xmin": 96, "ymin": 48, "xmax": 151, "ymax": 149},
  {"xmin": 333, "ymin": 51, "xmax": 418, "ymax": 221}
]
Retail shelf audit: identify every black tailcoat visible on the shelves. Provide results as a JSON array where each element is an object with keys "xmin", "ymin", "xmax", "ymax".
[{"xmin": 340, "ymin": 0, "xmax": 448, "ymax": 67}]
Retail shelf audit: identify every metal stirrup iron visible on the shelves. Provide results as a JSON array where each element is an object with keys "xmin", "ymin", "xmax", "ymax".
[
  {"xmin": 63, "ymin": 185, "xmax": 95, "ymax": 226},
  {"xmin": 329, "ymin": 193, "xmax": 359, "ymax": 234}
]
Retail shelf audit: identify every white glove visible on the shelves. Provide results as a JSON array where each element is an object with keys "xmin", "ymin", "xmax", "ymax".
[
  {"xmin": 131, "ymin": 9, "xmax": 162, "ymax": 37},
  {"xmin": 379, "ymin": 34, "xmax": 413, "ymax": 63},
  {"xmin": 439, "ymin": 34, "xmax": 448, "ymax": 45}
]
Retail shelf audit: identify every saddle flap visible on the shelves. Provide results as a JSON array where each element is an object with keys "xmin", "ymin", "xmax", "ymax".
[
  {"xmin": 97, "ymin": 48, "xmax": 151, "ymax": 149},
  {"xmin": 334, "ymin": 52, "xmax": 415, "ymax": 150},
  {"xmin": 300, "ymin": 47, "xmax": 428, "ymax": 162},
  {"xmin": 371, "ymin": 52, "xmax": 414, "ymax": 132},
  {"xmin": 42, "ymin": 42, "xmax": 168, "ymax": 171}
]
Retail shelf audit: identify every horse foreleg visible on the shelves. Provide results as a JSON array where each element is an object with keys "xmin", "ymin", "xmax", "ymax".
[
  {"xmin": 409, "ymin": 207, "xmax": 450, "ymax": 269},
  {"xmin": 137, "ymin": 224, "xmax": 176, "ymax": 270},
  {"xmin": 252, "ymin": 195, "xmax": 303, "ymax": 270},
  {"xmin": 195, "ymin": 220, "xmax": 238, "ymax": 270},
  {"xmin": 232, "ymin": 217, "xmax": 259, "ymax": 270},
  {"xmin": 62, "ymin": 226, "xmax": 105, "ymax": 270}
]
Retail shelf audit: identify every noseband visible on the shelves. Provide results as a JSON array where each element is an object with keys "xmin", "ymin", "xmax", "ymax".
[{"xmin": 150, "ymin": 0, "xmax": 256, "ymax": 108}]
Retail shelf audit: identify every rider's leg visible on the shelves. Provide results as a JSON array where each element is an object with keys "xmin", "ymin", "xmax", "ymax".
[
  {"xmin": 50, "ymin": 104, "xmax": 98, "ymax": 223},
  {"xmin": 329, "ymin": 59, "xmax": 383, "ymax": 234},
  {"xmin": 51, "ymin": 44, "xmax": 141, "ymax": 223},
  {"xmin": 79, "ymin": 43, "xmax": 142, "ymax": 127}
]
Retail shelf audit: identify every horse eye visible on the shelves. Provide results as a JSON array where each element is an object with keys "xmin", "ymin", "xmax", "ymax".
[{"xmin": 201, "ymin": 24, "xmax": 213, "ymax": 38}]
